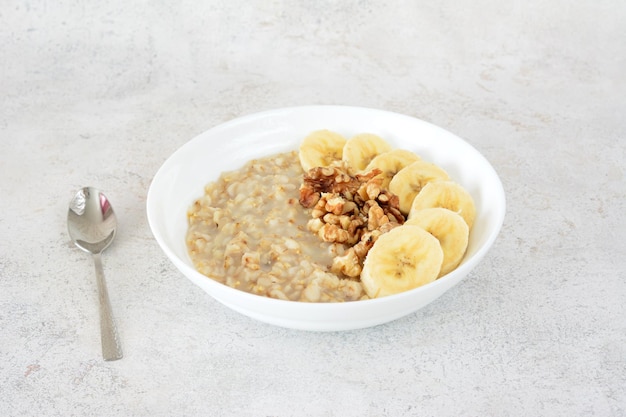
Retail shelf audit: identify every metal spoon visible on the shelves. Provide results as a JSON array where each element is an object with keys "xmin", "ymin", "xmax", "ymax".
[{"xmin": 68, "ymin": 187, "xmax": 123, "ymax": 361}]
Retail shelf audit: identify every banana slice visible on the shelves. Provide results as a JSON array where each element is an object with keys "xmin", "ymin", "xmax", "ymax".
[
  {"xmin": 408, "ymin": 181, "xmax": 476, "ymax": 229},
  {"xmin": 298, "ymin": 130, "xmax": 347, "ymax": 172},
  {"xmin": 405, "ymin": 208, "xmax": 469, "ymax": 277},
  {"xmin": 388, "ymin": 160, "xmax": 450, "ymax": 214},
  {"xmin": 360, "ymin": 225, "xmax": 443, "ymax": 298},
  {"xmin": 342, "ymin": 133, "xmax": 392, "ymax": 174},
  {"xmin": 364, "ymin": 149, "xmax": 420, "ymax": 189}
]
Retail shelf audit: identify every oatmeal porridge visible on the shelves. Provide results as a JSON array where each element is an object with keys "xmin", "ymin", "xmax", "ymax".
[{"xmin": 186, "ymin": 151, "xmax": 367, "ymax": 302}]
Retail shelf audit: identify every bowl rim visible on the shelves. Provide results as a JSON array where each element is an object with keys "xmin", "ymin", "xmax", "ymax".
[{"xmin": 146, "ymin": 105, "xmax": 506, "ymax": 311}]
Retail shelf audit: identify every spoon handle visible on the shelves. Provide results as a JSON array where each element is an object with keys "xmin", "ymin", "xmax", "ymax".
[{"xmin": 92, "ymin": 253, "xmax": 123, "ymax": 361}]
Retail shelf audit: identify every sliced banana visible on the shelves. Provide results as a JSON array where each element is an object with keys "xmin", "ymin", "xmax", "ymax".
[
  {"xmin": 408, "ymin": 181, "xmax": 476, "ymax": 229},
  {"xmin": 388, "ymin": 160, "xmax": 450, "ymax": 215},
  {"xmin": 360, "ymin": 225, "xmax": 443, "ymax": 298},
  {"xmin": 342, "ymin": 133, "xmax": 392, "ymax": 174},
  {"xmin": 298, "ymin": 129, "xmax": 347, "ymax": 172},
  {"xmin": 364, "ymin": 149, "xmax": 420, "ymax": 189},
  {"xmin": 405, "ymin": 208, "xmax": 469, "ymax": 277}
]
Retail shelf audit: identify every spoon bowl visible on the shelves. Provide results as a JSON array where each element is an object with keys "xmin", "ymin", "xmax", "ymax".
[{"xmin": 68, "ymin": 187, "xmax": 122, "ymax": 361}]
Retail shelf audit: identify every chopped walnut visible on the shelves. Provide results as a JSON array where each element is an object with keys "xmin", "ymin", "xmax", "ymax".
[
  {"xmin": 331, "ymin": 227, "xmax": 394, "ymax": 278},
  {"xmin": 299, "ymin": 163, "xmax": 405, "ymax": 279},
  {"xmin": 317, "ymin": 223, "xmax": 352, "ymax": 244},
  {"xmin": 366, "ymin": 202, "xmax": 388, "ymax": 231},
  {"xmin": 299, "ymin": 165, "xmax": 381, "ymax": 208},
  {"xmin": 331, "ymin": 249, "xmax": 361, "ymax": 278}
]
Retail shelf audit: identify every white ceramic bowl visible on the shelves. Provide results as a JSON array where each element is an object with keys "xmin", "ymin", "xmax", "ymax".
[{"xmin": 147, "ymin": 106, "xmax": 505, "ymax": 331}]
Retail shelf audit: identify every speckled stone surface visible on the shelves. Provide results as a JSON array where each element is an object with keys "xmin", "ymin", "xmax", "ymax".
[{"xmin": 1, "ymin": 1, "xmax": 625, "ymax": 416}]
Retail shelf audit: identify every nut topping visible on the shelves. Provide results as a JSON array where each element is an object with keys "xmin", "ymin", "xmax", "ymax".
[{"xmin": 300, "ymin": 164, "xmax": 406, "ymax": 277}]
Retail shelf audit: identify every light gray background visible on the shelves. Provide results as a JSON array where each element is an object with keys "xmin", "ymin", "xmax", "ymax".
[{"xmin": 1, "ymin": 1, "xmax": 625, "ymax": 416}]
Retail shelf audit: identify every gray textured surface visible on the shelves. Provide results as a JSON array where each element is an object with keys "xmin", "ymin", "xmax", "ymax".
[{"xmin": 1, "ymin": 1, "xmax": 625, "ymax": 416}]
